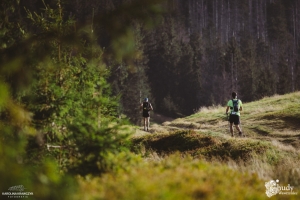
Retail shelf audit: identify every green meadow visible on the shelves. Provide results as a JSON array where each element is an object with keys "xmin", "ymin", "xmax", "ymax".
[{"xmin": 75, "ymin": 92, "xmax": 300, "ymax": 200}]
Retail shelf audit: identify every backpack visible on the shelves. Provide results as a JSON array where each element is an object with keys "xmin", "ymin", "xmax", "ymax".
[
  {"xmin": 231, "ymin": 99, "xmax": 239, "ymax": 113},
  {"xmin": 143, "ymin": 102, "xmax": 151, "ymax": 112}
]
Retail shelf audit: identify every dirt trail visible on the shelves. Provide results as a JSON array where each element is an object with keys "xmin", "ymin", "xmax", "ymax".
[
  {"xmin": 137, "ymin": 104, "xmax": 300, "ymax": 151},
  {"xmin": 151, "ymin": 113, "xmax": 174, "ymax": 124},
  {"xmin": 147, "ymin": 117, "xmax": 300, "ymax": 150}
]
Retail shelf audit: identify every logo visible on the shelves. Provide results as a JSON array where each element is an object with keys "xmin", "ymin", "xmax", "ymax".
[
  {"xmin": 8, "ymin": 185, "xmax": 26, "ymax": 192},
  {"xmin": 2, "ymin": 185, "xmax": 33, "ymax": 199},
  {"xmin": 265, "ymin": 179, "xmax": 298, "ymax": 198}
]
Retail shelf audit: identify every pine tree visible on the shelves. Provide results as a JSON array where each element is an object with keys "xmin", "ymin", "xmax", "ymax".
[
  {"xmin": 144, "ymin": 16, "xmax": 183, "ymax": 117},
  {"xmin": 109, "ymin": 23, "xmax": 152, "ymax": 124}
]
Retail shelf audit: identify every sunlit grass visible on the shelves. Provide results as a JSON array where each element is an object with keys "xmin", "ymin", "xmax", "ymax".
[
  {"xmin": 75, "ymin": 154, "xmax": 271, "ymax": 200},
  {"xmin": 76, "ymin": 92, "xmax": 300, "ymax": 199}
]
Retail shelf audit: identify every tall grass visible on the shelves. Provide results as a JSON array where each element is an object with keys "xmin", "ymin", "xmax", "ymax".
[
  {"xmin": 132, "ymin": 130, "xmax": 300, "ymax": 186},
  {"xmin": 75, "ymin": 154, "xmax": 271, "ymax": 200},
  {"xmin": 75, "ymin": 92, "xmax": 300, "ymax": 199}
]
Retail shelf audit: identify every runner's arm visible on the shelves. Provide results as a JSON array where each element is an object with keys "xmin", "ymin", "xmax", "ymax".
[
  {"xmin": 149, "ymin": 103, "xmax": 153, "ymax": 111},
  {"xmin": 225, "ymin": 106, "xmax": 230, "ymax": 114}
]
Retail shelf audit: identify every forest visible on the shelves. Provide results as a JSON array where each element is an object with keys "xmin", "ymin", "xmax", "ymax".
[
  {"xmin": 3, "ymin": 0, "xmax": 300, "ymax": 121},
  {"xmin": 145, "ymin": 0, "xmax": 300, "ymax": 118},
  {"xmin": 0, "ymin": 0, "xmax": 300, "ymax": 199}
]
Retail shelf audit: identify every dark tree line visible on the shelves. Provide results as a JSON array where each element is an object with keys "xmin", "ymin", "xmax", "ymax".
[
  {"xmin": 143, "ymin": 0, "xmax": 300, "ymax": 118},
  {"xmin": 2, "ymin": 0, "xmax": 300, "ymax": 121}
]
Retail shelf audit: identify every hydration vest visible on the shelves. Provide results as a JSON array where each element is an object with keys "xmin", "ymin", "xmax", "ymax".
[
  {"xmin": 143, "ymin": 102, "xmax": 151, "ymax": 112},
  {"xmin": 230, "ymin": 99, "xmax": 239, "ymax": 115}
]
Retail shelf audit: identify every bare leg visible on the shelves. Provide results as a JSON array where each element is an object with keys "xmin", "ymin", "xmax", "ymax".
[
  {"xmin": 146, "ymin": 117, "xmax": 150, "ymax": 131},
  {"xmin": 230, "ymin": 123, "xmax": 234, "ymax": 137},
  {"xmin": 235, "ymin": 125, "xmax": 242, "ymax": 136},
  {"xmin": 143, "ymin": 118, "xmax": 147, "ymax": 131}
]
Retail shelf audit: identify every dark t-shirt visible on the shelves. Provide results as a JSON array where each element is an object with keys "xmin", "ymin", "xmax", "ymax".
[{"xmin": 142, "ymin": 102, "xmax": 152, "ymax": 117}]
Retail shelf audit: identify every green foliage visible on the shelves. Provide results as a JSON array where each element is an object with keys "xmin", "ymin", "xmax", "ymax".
[
  {"xmin": 0, "ymin": 0, "xmax": 22, "ymax": 48},
  {"xmin": 0, "ymin": 111, "xmax": 76, "ymax": 200},
  {"xmin": 0, "ymin": 0, "xmax": 166, "ymax": 199},
  {"xmin": 76, "ymin": 154, "xmax": 268, "ymax": 200},
  {"xmin": 65, "ymin": 74, "xmax": 132, "ymax": 175},
  {"xmin": 19, "ymin": 1, "xmax": 136, "ymax": 176},
  {"xmin": 109, "ymin": 23, "xmax": 152, "ymax": 124},
  {"xmin": 0, "ymin": 161, "xmax": 75, "ymax": 199}
]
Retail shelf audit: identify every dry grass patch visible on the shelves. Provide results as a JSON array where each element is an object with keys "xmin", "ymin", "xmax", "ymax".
[
  {"xmin": 131, "ymin": 129, "xmax": 300, "ymax": 188},
  {"xmin": 270, "ymin": 140, "xmax": 298, "ymax": 153},
  {"xmin": 168, "ymin": 120, "xmax": 201, "ymax": 129},
  {"xmin": 197, "ymin": 105, "xmax": 224, "ymax": 113},
  {"xmin": 270, "ymin": 129, "xmax": 300, "ymax": 137}
]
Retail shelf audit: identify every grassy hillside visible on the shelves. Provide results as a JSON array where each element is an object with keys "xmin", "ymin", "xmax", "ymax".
[
  {"xmin": 76, "ymin": 92, "xmax": 300, "ymax": 200},
  {"xmin": 161, "ymin": 92, "xmax": 300, "ymax": 144}
]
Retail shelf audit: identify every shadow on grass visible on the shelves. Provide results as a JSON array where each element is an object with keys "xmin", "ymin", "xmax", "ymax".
[
  {"xmin": 132, "ymin": 130, "xmax": 219, "ymax": 154},
  {"xmin": 132, "ymin": 130, "xmax": 274, "ymax": 163}
]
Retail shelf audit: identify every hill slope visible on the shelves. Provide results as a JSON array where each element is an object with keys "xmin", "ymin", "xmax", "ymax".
[
  {"xmin": 135, "ymin": 92, "xmax": 300, "ymax": 148},
  {"xmin": 76, "ymin": 93, "xmax": 300, "ymax": 200},
  {"xmin": 132, "ymin": 92, "xmax": 300, "ymax": 186}
]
